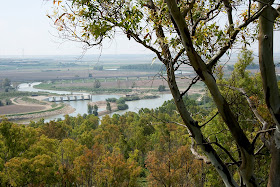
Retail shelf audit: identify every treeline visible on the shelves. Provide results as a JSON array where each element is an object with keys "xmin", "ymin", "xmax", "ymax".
[
  {"xmin": 119, "ymin": 64, "xmax": 165, "ymax": 71},
  {"xmin": 0, "ymin": 96, "xmax": 219, "ymax": 186}
]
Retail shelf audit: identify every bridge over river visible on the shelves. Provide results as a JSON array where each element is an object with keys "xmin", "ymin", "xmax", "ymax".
[{"xmin": 48, "ymin": 95, "xmax": 91, "ymax": 102}]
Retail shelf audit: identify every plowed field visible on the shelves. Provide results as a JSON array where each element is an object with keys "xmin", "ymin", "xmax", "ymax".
[{"xmin": 0, "ymin": 105, "xmax": 46, "ymax": 115}]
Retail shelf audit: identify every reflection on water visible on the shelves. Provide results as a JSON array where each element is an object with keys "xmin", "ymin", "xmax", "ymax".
[{"xmin": 18, "ymin": 82, "xmax": 172, "ymax": 122}]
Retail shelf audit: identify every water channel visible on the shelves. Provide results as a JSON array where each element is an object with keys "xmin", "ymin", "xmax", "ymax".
[{"xmin": 18, "ymin": 83, "xmax": 173, "ymax": 122}]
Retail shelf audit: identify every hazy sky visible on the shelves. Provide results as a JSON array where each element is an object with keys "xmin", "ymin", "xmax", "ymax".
[
  {"xmin": 0, "ymin": 0, "xmax": 150, "ymax": 56},
  {"xmin": 0, "ymin": 0, "xmax": 279, "ymax": 56}
]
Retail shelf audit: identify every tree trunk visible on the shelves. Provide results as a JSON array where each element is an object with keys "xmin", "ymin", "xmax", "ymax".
[
  {"xmin": 268, "ymin": 139, "xmax": 280, "ymax": 187},
  {"xmin": 258, "ymin": 2, "xmax": 280, "ymax": 186},
  {"xmin": 258, "ymin": 2, "xmax": 280, "ymax": 128},
  {"xmin": 166, "ymin": 63, "xmax": 238, "ymax": 187},
  {"xmin": 165, "ymin": 0, "xmax": 258, "ymax": 186}
]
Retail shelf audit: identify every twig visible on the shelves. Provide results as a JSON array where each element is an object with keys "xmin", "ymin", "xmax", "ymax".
[
  {"xmin": 200, "ymin": 111, "xmax": 219, "ymax": 127},
  {"xmin": 208, "ymin": 140, "xmax": 240, "ymax": 166},
  {"xmin": 254, "ymin": 144, "xmax": 265, "ymax": 155},
  {"xmin": 252, "ymin": 128, "xmax": 276, "ymax": 147},
  {"xmin": 191, "ymin": 1, "xmax": 222, "ymax": 36},
  {"xmin": 173, "ymin": 48, "xmax": 185, "ymax": 65},
  {"xmin": 180, "ymin": 75, "xmax": 200, "ymax": 98},
  {"xmin": 224, "ymin": 85, "xmax": 272, "ymax": 148}
]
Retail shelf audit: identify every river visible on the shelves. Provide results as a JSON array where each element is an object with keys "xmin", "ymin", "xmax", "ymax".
[{"xmin": 18, "ymin": 83, "xmax": 173, "ymax": 121}]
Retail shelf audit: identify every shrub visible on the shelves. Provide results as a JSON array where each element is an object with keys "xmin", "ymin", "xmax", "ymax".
[
  {"xmin": 117, "ymin": 103, "xmax": 128, "ymax": 110},
  {"xmin": 93, "ymin": 80, "xmax": 101, "ymax": 88},
  {"xmin": 106, "ymin": 98, "xmax": 117, "ymax": 102},
  {"xmin": 5, "ymin": 99, "xmax": 12, "ymax": 105},
  {"xmin": 158, "ymin": 85, "xmax": 166, "ymax": 92},
  {"xmin": 117, "ymin": 98, "xmax": 126, "ymax": 104}
]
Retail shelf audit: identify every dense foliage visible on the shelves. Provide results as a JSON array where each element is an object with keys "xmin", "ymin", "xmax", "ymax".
[{"xmin": 0, "ymin": 95, "xmax": 209, "ymax": 186}]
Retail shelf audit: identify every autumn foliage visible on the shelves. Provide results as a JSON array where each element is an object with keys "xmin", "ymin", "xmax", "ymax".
[{"xmin": 0, "ymin": 103, "xmax": 205, "ymax": 186}]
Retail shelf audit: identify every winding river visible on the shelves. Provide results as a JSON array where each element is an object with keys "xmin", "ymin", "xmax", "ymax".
[{"xmin": 18, "ymin": 83, "xmax": 173, "ymax": 121}]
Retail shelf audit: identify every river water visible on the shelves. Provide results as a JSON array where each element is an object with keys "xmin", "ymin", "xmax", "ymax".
[{"xmin": 18, "ymin": 83, "xmax": 173, "ymax": 121}]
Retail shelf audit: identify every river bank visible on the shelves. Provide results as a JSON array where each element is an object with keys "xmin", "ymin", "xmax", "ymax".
[{"xmin": 7, "ymin": 82, "xmax": 186, "ymax": 122}]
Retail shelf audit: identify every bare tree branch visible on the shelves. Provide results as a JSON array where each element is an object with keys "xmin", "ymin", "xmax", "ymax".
[
  {"xmin": 252, "ymin": 128, "xmax": 276, "ymax": 148},
  {"xmin": 254, "ymin": 144, "xmax": 265, "ymax": 155},
  {"xmin": 208, "ymin": 140, "xmax": 240, "ymax": 166},
  {"xmin": 129, "ymin": 31, "xmax": 163, "ymax": 62},
  {"xmin": 173, "ymin": 48, "xmax": 185, "ymax": 65},
  {"xmin": 200, "ymin": 111, "xmax": 219, "ymax": 127},
  {"xmin": 180, "ymin": 75, "xmax": 200, "ymax": 98},
  {"xmin": 225, "ymin": 85, "xmax": 271, "ymax": 148},
  {"xmin": 190, "ymin": 138, "xmax": 211, "ymax": 164}
]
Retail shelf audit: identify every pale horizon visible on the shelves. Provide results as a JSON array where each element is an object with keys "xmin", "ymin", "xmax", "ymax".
[{"xmin": 1, "ymin": 0, "xmax": 280, "ymax": 56}]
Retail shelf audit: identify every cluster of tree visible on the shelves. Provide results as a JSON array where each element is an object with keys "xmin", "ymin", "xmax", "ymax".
[
  {"xmin": 123, "ymin": 95, "xmax": 140, "ymax": 101},
  {"xmin": 106, "ymin": 97, "xmax": 138, "ymax": 110},
  {"xmin": 0, "ymin": 99, "xmax": 12, "ymax": 106},
  {"xmin": 116, "ymin": 97, "xmax": 129, "ymax": 110},
  {"xmin": 119, "ymin": 64, "xmax": 165, "ymax": 71},
  {"xmin": 131, "ymin": 81, "xmax": 137, "ymax": 88},
  {"xmin": 87, "ymin": 104, "xmax": 98, "ymax": 116},
  {"xmin": 1, "ymin": 78, "xmax": 12, "ymax": 92},
  {"xmin": 0, "ymin": 99, "xmax": 207, "ymax": 186},
  {"xmin": 105, "ymin": 98, "xmax": 117, "ymax": 102},
  {"xmin": 158, "ymin": 85, "xmax": 166, "ymax": 92},
  {"xmin": 93, "ymin": 65, "xmax": 104, "ymax": 71},
  {"xmin": 142, "ymin": 95, "xmax": 159, "ymax": 99},
  {"xmin": 106, "ymin": 101, "xmax": 111, "ymax": 112}
]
